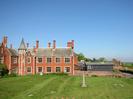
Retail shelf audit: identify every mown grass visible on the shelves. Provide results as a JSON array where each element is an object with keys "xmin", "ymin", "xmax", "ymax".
[{"xmin": 0, "ymin": 75, "xmax": 133, "ymax": 99}]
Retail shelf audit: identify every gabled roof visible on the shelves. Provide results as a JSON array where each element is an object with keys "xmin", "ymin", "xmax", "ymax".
[
  {"xmin": 8, "ymin": 48, "xmax": 18, "ymax": 56},
  {"xmin": 18, "ymin": 38, "xmax": 26, "ymax": 50}
]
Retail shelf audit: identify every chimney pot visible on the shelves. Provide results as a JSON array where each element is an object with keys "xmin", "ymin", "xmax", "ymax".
[
  {"xmin": 36, "ymin": 40, "xmax": 39, "ymax": 49},
  {"xmin": 53, "ymin": 40, "xmax": 56, "ymax": 49},
  {"xmin": 48, "ymin": 42, "xmax": 51, "ymax": 48}
]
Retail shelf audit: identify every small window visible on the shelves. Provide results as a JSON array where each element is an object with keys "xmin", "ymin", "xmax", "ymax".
[
  {"xmin": 47, "ymin": 67, "xmax": 51, "ymax": 72},
  {"xmin": 0, "ymin": 56, "xmax": 4, "ymax": 64},
  {"xmin": 47, "ymin": 58, "xmax": 51, "ymax": 63},
  {"xmin": 27, "ymin": 57, "xmax": 31, "ymax": 63},
  {"xmin": 38, "ymin": 57, "xmax": 42, "ymax": 63},
  {"xmin": 38, "ymin": 67, "xmax": 43, "ymax": 73},
  {"xmin": 64, "ymin": 67, "xmax": 70, "ymax": 73},
  {"xmin": 13, "ymin": 57, "xmax": 17, "ymax": 64},
  {"xmin": 56, "ymin": 58, "xmax": 60, "ymax": 63},
  {"xmin": 65, "ymin": 58, "xmax": 70, "ymax": 63},
  {"xmin": 27, "ymin": 67, "xmax": 31, "ymax": 73},
  {"xmin": 56, "ymin": 67, "xmax": 61, "ymax": 72}
]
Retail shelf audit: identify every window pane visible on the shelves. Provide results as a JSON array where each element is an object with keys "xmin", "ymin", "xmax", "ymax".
[
  {"xmin": 38, "ymin": 67, "xmax": 42, "ymax": 72},
  {"xmin": 28, "ymin": 57, "xmax": 31, "ymax": 63},
  {"xmin": 65, "ymin": 58, "xmax": 70, "ymax": 63},
  {"xmin": 47, "ymin": 67, "xmax": 51, "ymax": 72},
  {"xmin": 38, "ymin": 58, "xmax": 42, "ymax": 63},
  {"xmin": 64, "ymin": 67, "xmax": 70, "ymax": 72},
  {"xmin": 13, "ymin": 57, "xmax": 17, "ymax": 64},
  {"xmin": 47, "ymin": 58, "xmax": 51, "ymax": 63},
  {"xmin": 56, "ymin": 67, "xmax": 61, "ymax": 72},
  {"xmin": 56, "ymin": 58, "xmax": 60, "ymax": 63},
  {"xmin": 27, "ymin": 67, "xmax": 31, "ymax": 72}
]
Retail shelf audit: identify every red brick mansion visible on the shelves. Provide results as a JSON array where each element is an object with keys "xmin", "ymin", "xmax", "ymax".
[{"xmin": 0, "ymin": 36, "xmax": 78, "ymax": 75}]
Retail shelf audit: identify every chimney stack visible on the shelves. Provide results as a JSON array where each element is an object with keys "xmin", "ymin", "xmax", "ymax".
[
  {"xmin": 71, "ymin": 40, "xmax": 74, "ymax": 49},
  {"xmin": 67, "ymin": 41, "xmax": 72, "ymax": 48},
  {"xmin": 10, "ymin": 44, "xmax": 12, "ymax": 49},
  {"xmin": 53, "ymin": 40, "xmax": 56, "ymax": 49},
  {"xmin": 36, "ymin": 40, "xmax": 39, "ymax": 49},
  {"xmin": 2, "ymin": 36, "xmax": 8, "ymax": 47},
  {"xmin": 48, "ymin": 42, "xmax": 51, "ymax": 48}
]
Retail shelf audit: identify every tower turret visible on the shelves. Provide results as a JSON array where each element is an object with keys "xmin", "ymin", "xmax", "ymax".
[{"xmin": 18, "ymin": 38, "xmax": 27, "ymax": 75}]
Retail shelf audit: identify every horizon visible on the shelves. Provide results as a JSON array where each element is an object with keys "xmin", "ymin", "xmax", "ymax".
[{"xmin": 0, "ymin": 0, "xmax": 133, "ymax": 62}]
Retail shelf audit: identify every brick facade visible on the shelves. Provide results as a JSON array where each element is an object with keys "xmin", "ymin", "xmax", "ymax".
[{"xmin": 0, "ymin": 36, "xmax": 78, "ymax": 75}]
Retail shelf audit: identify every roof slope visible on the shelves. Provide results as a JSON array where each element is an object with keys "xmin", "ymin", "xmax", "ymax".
[
  {"xmin": 18, "ymin": 38, "xmax": 26, "ymax": 50},
  {"xmin": 28, "ymin": 47, "xmax": 73, "ymax": 57},
  {"xmin": 8, "ymin": 49, "xmax": 18, "ymax": 56}
]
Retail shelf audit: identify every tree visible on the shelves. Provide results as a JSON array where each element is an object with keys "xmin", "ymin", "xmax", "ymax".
[
  {"xmin": 0, "ymin": 63, "xmax": 9, "ymax": 77},
  {"xmin": 77, "ymin": 53, "xmax": 86, "ymax": 61},
  {"xmin": 98, "ymin": 57, "xmax": 107, "ymax": 62}
]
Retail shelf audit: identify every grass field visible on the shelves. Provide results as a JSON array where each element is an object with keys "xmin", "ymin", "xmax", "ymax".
[{"xmin": 0, "ymin": 75, "xmax": 133, "ymax": 99}]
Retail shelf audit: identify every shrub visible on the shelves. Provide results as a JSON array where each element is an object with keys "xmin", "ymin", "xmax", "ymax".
[
  {"xmin": 0, "ymin": 63, "xmax": 9, "ymax": 77},
  {"xmin": 9, "ymin": 73, "xmax": 18, "ymax": 77},
  {"xmin": 46, "ymin": 73, "xmax": 68, "ymax": 76},
  {"xmin": 91, "ymin": 75, "xmax": 98, "ymax": 77}
]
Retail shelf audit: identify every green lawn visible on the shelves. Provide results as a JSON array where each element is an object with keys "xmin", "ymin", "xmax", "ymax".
[{"xmin": 0, "ymin": 75, "xmax": 133, "ymax": 99}]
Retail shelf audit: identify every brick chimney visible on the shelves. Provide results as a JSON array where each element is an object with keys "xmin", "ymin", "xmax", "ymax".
[
  {"xmin": 2, "ymin": 36, "xmax": 8, "ymax": 47},
  {"xmin": 67, "ymin": 41, "xmax": 72, "ymax": 48},
  {"xmin": 48, "ymin": 42, "xmax": 51, "ymax": 48},
  {"xmin": 10, "ymin": 44, "xmax": 12, "ymax": 49},
  {"xmin": 71, "ymin": 40, "xmax": 74, "ymax": 49},
  {"xmin": 36, "ymin": 40, "xmax": 39, "ymax": 49},
  {"xmin": 53, "ymin": 40, "xmax": 56, "ymax": 49}
]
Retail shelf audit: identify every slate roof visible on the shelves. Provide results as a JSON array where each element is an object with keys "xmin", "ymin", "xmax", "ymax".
[
  {"xmin": 18, "ymin": 38, "xmax": 26, "ymax": 50},
  {"xmin": 28, "ymin": 47, "xmax": 74, "ymax": 57},
  {"xmin": 53, "ymin": 48, "xmax": 72, "ymax": 57},
  {"xmin": 8, "ymin": 48, "xmax": 18, "ymax": 56}
]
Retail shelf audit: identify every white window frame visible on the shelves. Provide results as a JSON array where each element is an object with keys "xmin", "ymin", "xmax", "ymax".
[
  {"xmin": 37, "ymin": 67, "xmax": 43, "ymax": 73},
  {"xmin": 13, "ymin": 57, "xmax": 17, "ymax": 64},
  {"xmin": 55, "ymin": 66, "xmax": 61, "ymax": 73},
  {"xmin": 64, "ymin": 57, "xmax": 70, "ymax": 63},
  {"xmin": 27, "ymin": 57, "xmax": 31, "ymax": 64},
  {"xmin": 46, "ymin": 57, "xmax": 52, "ymax": 64},
  {"xmin": 64, "ymin": 66, "xmax": 71, "ymax": 73},
  {"xmin": 27, "ymin": 66, "xmax": 32, "ymax": 73},
  {"xmin": 46, "ymin": 67, "xmax": 52, "ymax": 73},
  {"xmin": 37, "ymin": 57, "xmax": 43, "ymax": 63},
  {"xmin": 55, "ymin": 57, "xmax": 61, "ymax": 63}
]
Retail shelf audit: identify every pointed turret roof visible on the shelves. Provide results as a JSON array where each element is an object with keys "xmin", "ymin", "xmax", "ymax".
[{"xmin": 18, "ymin": 38, "xmax": 26, "ymax": 50}]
